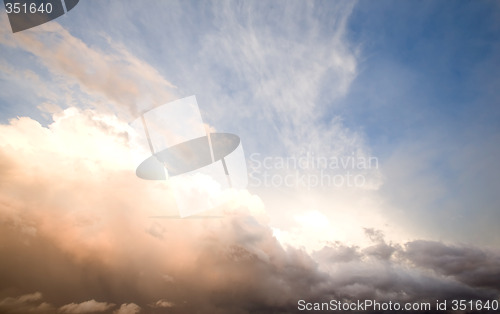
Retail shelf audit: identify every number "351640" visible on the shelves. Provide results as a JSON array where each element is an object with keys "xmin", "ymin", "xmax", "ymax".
[{"xmin": 5, "ymin": 2, "xmax": 53, "ymax": 14}]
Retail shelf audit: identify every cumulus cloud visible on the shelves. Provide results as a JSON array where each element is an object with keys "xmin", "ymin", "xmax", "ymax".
[
  {"xmin": 149, "ymin": 299, "xmax": 174, "ymax": 308},
  {"xmin": 0, "ymin": 292, "xmax": 54, "ymax": 314},
  {"xmin": 0, "ymin": 109, "xmax": 499, "ymax": 314},
  {"xmin": 113, "ymin": 303, "xmax": 141, "ymax": 314},
  {"xmin": 59, "ymin": 300, "xmax": 115, "ymax": 313}
]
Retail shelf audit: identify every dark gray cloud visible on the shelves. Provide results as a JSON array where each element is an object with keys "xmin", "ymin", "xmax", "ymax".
[
  {"xmin": 1, "ymin": 209, "xmax": 499, "ymax": 314},
  {"xmin": 403, "ymin": 240, "xmax": 500, "ymax": 290}
]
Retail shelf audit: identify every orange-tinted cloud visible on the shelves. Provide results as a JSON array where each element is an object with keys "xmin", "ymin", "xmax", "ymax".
[{"xmin": 0, "ymin": 16, "xmax": 177, "ymax": 117}]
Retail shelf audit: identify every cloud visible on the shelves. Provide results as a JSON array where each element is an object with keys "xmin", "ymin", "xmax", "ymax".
[
  {"xmin": 113, "ymin": 304, "xmax": 141, "ymax": 314},
  {"xmin": 0, "ymin": 292, "xmax": 55, "ymax": 314},
  {"xmin": 59, "ymin": 300, "xmax": 115, "ymax": 313},
  {"xmin": 0, "ymin": 109, "xmax": 499, "ymax": 314},
  {"xmin": 403, "ymin": 240, "xmax": 500, "ymax": 290},
  {"xmin": 0, "ymin": 15, "xmax": 177, "ymax": 118},
  {"xmin": 198, "ymin": 2, "xmax": 363, "ymax": 159},
  {"xmin": 176, "ymin": 3, "xmax": 385, "ymax": 251},
  {"xmin": 149, "ymin": 299, "xmax": 174, "ymax": 308}
]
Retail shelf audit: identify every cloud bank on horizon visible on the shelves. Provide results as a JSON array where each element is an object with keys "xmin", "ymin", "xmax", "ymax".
[{"xmin": 0, "ymin": 0, "xmax": 499, "ymax": 313}]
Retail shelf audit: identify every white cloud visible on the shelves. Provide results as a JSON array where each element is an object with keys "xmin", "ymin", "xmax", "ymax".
[
  {"xmin": 150, "ymin": 299, "xmax": 174, "ymax": 308},
  {"xmin": 113, "ymin": 303, "xmax": 141, "ymax": 314},
  {"xmin": 59, "ymin": 300, "xmax": 115, "ymax": 313}
]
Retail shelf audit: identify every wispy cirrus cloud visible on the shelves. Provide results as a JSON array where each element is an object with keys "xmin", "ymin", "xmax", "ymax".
[
  {"xmin": 195, "ymin": 2, "xmax": 362, "ymax": 159},
  {"xmin": 0, "ymin": 14, "xmax": 177, "ymax": 118}
]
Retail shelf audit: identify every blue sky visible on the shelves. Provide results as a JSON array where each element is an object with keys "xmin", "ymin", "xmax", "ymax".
[
  {"xmin": 1, "ymin": 2, "xmax": 500, "ymax": 312},
  {"xmin": 342, "ymin": 0, "xmax": 500, "ymax": 146},
  {"xmin": 341, "ymin": 1, "xmax": 500, "ymax": 243}
]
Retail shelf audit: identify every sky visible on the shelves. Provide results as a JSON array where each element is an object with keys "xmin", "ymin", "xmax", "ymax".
[{"xmin": 0, "ymin": 1, "xmax": 499, "ymax": 313}]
